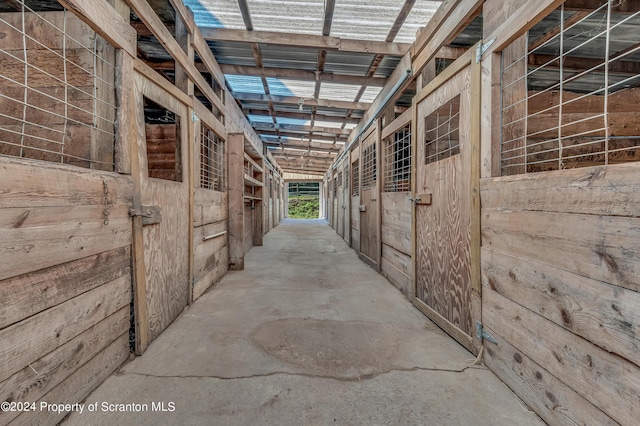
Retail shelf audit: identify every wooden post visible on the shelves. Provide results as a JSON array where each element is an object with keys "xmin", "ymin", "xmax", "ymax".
[
  {"xmin": 187, "ymin": 107, "xmax": 195, "ymax": 303},
  {"xmin": 227, "ymin": 133, "xmax": 244, "ymax": 270},
  {"xmin": 125, "ymin": 50, "xmax": 149, "ymax": 355},
  {"xmin": 375, "ymin": 119, "xmax": 383, "ymax": 272}
]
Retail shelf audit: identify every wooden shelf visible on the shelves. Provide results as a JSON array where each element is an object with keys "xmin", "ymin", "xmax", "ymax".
[
  {"xmin": 244, "ymin": 174, "xmax": 264, "ymax": 187},
  {"xmin": 243, "ymin": 195, "xmax": 262, "ymax": 201},
  {"xmin": 244, "ymin": 153, "xmax": 263, "ymax": 173}
]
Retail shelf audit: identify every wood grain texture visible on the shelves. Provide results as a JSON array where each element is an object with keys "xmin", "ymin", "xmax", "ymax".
[
  {"xmin": 482, "ymin": 208, "xmax": 640, "ymax": 292},
  {"xmin": 482, "ymin": 248, "xmax": 640, "ymax": 369},
  {"xmin": 134, "ymin": 73, "xmax": 190, "ymax": 344},
  {"xmin": 193, "ymin": 220, "xmax": 227, "ymax": 280},
  {"xmin": 414, "ymin": 66, "xmax": 473, "ymax": 339},
  {"xmin": 483, "ymin": 322, "xmax": 617, "ymax": 426},
  {"xmin": 481, "ymin": 163, "xmax": 640, "ymax": 217},
  {"xmin": 0, "ymin": 308, "xmax": 128, "ymax": 425},
  {"xmin": 0, "ymin": 246, "xmax": 130, "ymax": 330},
  {"xmin": 483, "ymin": 288, "xmax": 640, "ymax": 426},
  {"xmin": 0, "ymin": 276, "xmax": 129, "ymax": 383},
  {"xmin": 194, "ymin": 189, "xmax": 228, "ymax": 226},
  {"xmin": 10, "ymin": 333, "xmax": 129, "ymax": 426},
  {"xmin": 193, "ymin": 249, "xmax": 228, "ymax": 300},
  {"xmin": 381, "ymin": 192, "xmax": 412, "ymax": 255}
]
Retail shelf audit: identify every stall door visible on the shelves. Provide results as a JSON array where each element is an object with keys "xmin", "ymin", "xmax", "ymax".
[
  {"xmin": 412, "ymin": 51, "xmax": 481, "ymax": 354},
  {"xmin": 133, "ymin": 74, "xmax": 191, "ymax": 347},
  {"xmin": 342, "ymin": 162, "xmax": 350, "ymax": 244},
  {"xmin": 359, "ymin": 123, "xmax": 380, "ymax": 270},
  {"xmin": 337, "ymin": 167, "xmax": 344, "ymax": 238}
]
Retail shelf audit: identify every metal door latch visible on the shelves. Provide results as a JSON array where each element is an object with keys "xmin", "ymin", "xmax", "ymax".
[
  {"xmin": 129, "ymin": 205, "xmax": 161, "ymax": 225},
  {"xmin": 476, "ymin": 321, "xmax": 498, "ymax": 344}
]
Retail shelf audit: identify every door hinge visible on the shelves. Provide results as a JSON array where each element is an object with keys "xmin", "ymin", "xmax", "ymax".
[
  {"xmin": 476, "ymin": 38, "xmax": 496, "ymax": 63},
  {"xmin": 476, "ymin": 321, "xmax": 498, "ymax": 344}
]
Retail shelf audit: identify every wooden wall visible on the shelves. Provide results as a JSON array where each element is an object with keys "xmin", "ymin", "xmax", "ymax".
[
  {"xmin": 480, "ymin": 164, "xmax": 640, "ymax": 426},
  {"xmin": 380, "ymin": 193, "xmax": 412, "ymax": 296},
  {"xmin": 193, "ymin": 189, "xmax": 228, "ymax": 300},
  {"xmin": 0, "ymin": 159, "xmax": 132, "ymax": 425}
]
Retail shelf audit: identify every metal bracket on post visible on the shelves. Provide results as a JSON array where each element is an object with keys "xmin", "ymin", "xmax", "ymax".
[
  {"xmin": 476, "ymin": 38, "xmax": 496, "ymax": 63},
  {"xmin": 476, "ymin": 321, "xmax": 498, "ymax": 344}
]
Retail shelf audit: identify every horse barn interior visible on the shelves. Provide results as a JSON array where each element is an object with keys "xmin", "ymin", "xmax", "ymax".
[{"xmin": 1, "ymin": 0, "xmax": 639, "ymax": 424}]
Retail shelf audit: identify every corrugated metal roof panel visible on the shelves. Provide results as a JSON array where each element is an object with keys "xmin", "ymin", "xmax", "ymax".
[
  {"xmin": 330, "ymin": 0, "xmax": 399, "ymax": 41},
  {"xmin": 207, "ymin": 41, "xmax": 255, "ymax": 66},
  {"xmin": 186, "ymin": 0, "xmax": 245, "ymax": 29},
  {"xmin": 247, "ymin": 0, "xmax": 324, "ymax": 34},
  {"xmin": 319, "ymin": 82, "xmax": 361, "ymax": 102},
  {"xmin": 324, "ymin": 51, "xmax": 376, "ymax": 76},
  {"xmin": 266, "ymin": 78, "xmax": 316, "ymax": 98},
  {"xmin": 225, "ymin": 75, "xmax": 265, "ymax": 94},
  {"xmin": 360, "ymin": 86, "xmax": 383, "ymax": 103},
  {"xmin": 260, "ymin": 45, "xmax": 321, "ymax": 71},
  {"xmin": 394, "ymin": 1, "xmax": 442, "ymax": 43}
]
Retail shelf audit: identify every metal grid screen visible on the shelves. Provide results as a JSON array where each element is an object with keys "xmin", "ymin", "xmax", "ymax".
[
  {"xmin": 200, "ymin": 123, "xmax": 225, "ymax": 190},
  {"xmin": 351, "ymin": 159, "xmax": 360, "ymax": 196},
  {"xmin": 362, "ymin": 141, "xmax": 377, "ymax": 189},
  {"xmin": 425, "ymin": 95, "xmax": 460, "ymax": 164},
  {"xmin": 501, "ymin": 1, "xmax": 640, "ymax": 175},
  {"xmin": 0, "ymin": 1, "xmax": 117, "ymax": 171},
  {"xmin": 384, "ymin": 124, "xmax": 411, "ymax": 192}
]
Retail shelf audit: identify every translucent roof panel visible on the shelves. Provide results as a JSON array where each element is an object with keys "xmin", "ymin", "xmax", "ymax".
[
  {"xmin": 266, "ymin": 78, "xmax": 316, "ymax": 98},
  {"xmin": 360, "ymin": 87, "xmax": 383, "ymax": 103},
  {"xmin": 248, "ymin": 114, "xmax": 274, "ymax": 123},
  {"xmin": 225, "ymin": 75, "xmax": 265, "ymax": 94},
  {"xmin": 394, "ymin": 1, "xmax": 443, "ymax": 43},
  {"xmin": 314, "ymin": 120, "xmax": 347, "ymax": 129},
  {"xmin": 318, "ymin": 83, "xmax": 362, "ymax": 102},
  {"xmin": 331, "ymin": 1, "xmax": 399, "ymax": 41},
  {"xmin": 276, "ymin": 117, "xmax": 311, "ymax": 126},
  {"xmin": 185, "ymin": 0, "xmax": 245, "ymax": 29},
  {"xmin": 247, "ymin": 0, "xmax": 324, "ymax": 34}
]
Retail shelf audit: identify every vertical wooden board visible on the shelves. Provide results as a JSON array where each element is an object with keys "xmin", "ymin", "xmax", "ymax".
[
  {"xmin": 414, "ymin": 65, "xmax": 473, "ymax": 339},
  {"xmin": 193, "ymin": 249, "xmax": 228, "ymax": 300},
  {"xmin": 0, "ymin": 246, "xmax": 130, "ymax": 330},
  {"xmin": 135, "ymin": 73, "xmax": 191, "ymax": 343},
  {"xmin": 0, "ymin": 308, "xmax": 129, "ymax": 425},
  {"xmin": 227, "ymin": 134, "xmax": 244, "ymax": 270},
  {"xmin": 10, "ymin": 333, "xmax": 129, "ymax": 426},
  {"xmin": 482, "ymin": 323, "xmax": 618, "ymax": 426},
  {"xmin": 483, "ymin": 288, "xmax": 640, "ymax": 426},
  {"xmin": 244, "ymin": 204, "xmax": 254, "ymax": 253},
  {"xmin": 0, "ymin": 276, "xmax": 130, "ymax": 384},
  {"xmin": 482, "ymin": 247, "xmax": 640, "ymax": 369}
]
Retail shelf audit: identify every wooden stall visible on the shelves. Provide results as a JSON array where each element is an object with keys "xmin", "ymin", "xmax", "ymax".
[
  {"xmin": 379, "ymin": 108, "xmax": 413, "ymax": 296},
  {"xmin": 411, "ymin": 47, "xmax": 482, "ymax": 355},
  {"xmin": 0, "ymin": 3, "xmax": 135, "ymax": 424},
  {"xmin": 358, "ymin": 122, "xmax": 382, "ymax": 270},
  {"xmin": 349, "ymin": 143, "xmax": 361, "ymax": 250},
  {"xmin": 478, "ymin": 1, "xmax": 640, "ymax": 424}
]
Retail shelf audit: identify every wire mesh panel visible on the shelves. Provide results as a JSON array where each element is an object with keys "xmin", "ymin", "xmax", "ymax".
[
  {"xmin": 351, "ymin": 159, "xmax": 360, "ymax": 196},
  {"xmin": 384, "ymin": 124, "xmax": 411, "ymax": 192},
  {"xmin": 425, "ymin": 95, "xmax": 461, "ymax": 164},
  {"xmin": 501, "ymin": 0, "xmax": 640, "ymax": 175},
  {"xmin": 200, "ymin": 123, "xmax": 225, "ymax": 190},
  {"xmin": 0, "ymin": 1, "xmax": 117, "ymax": 171},
  {"xmin": 362, "ymin": 140, "xmax": 377, "ymax": 189}
]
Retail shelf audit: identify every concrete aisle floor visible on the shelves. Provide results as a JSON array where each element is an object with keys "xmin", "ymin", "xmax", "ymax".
[{"xmin": 64, "ymin": 219, "xmax": 542, "ymax": 426}]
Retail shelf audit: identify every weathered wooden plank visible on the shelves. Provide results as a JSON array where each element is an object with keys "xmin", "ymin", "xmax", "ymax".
[
  {"xmin": 482, "ymin": 248, "xmax": 640, "ymax": 368},
  {"xmin": 0, "ymin": 307, "xmax": 128, "ymax": 425},
  {"xmin": 0, "ymin": 157, "xmax": 132, "ymax": 208},
  {"xmin": 0, "ymin": 246, "xmax": 129, "ymax": 330},
  {"xmin": 484, "ymin": 288, "xmax": 640, "ymax": 426},
  {"xmin": 382, "ymin": 243, "xmax": 411, "ymax": 276},
  {"xmin": 482, "ymin": 0, "xmax": 529, "ymax": 38},
  {"xmin": 483, "ymin": 322, "xmax": 618, "ymax": 426},
  {"xmin": 480, "ymin": 163, "xmax": 640, "ymax": 217},
  {"xmin": 228, "ymin": 133, "xmax": 245, "ymax": 270},
  {"xmin": 193, "ymin": 221, "xmax": 227, "ymax": 280},
  {"xmin": 58, "ymin": 0, "xmax": 136, "ymax": 56},
  {"xmin": 381, "ymin": 257, "xmax": 411, "ymax": 296},
  {"xmin": 9, "ymin": 333, "xmax": 129, "ymax": 426},
  {"xmin": 194, "ymin": 190, "xmax": 228, "ymax": 226},
  {"xmin": 193, "ymin": 249, "xmax": 229, "ymax": 301},
  {"xmin": 381, "ymin": 224, "xmax": 411, "ymax": 256},
  {"xmin": 1, "ymin": 211, "xmax": 131, "ymax": 281},
  {"xmin": 482, "ymin": 208, "xmax": 640, "ymax": 292},
  {"xmin": 0, "ymin": 276, "xmax": 129, "ymax": 383}
]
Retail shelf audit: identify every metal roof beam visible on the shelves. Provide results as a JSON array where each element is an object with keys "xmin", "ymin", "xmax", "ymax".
[
  {"xmin": 322, "ymin": 0, "xmax": 337, "ymax": 36},
  {"xmin": 200, "ymin": 28, "xmax": 411, "ymax": 56}
]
